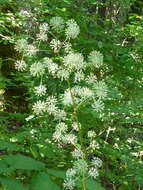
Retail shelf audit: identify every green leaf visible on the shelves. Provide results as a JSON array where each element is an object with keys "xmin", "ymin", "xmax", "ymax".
[
  {"xmin": 47, "ymin": 169, "xmax": 66, "ymax": 179},
  {"xmin": 0, "ymin": 140, "xmax": 21, "ymax": 151},
  {"xmin": 87, "ymin": 179, "xmax": 106, "ymax": 190},
  {"xmin": 0, "ymin": 177, "xmax": 28, "ymax": 190},
  {"xmin": 0, "ymin": 160, "xmax": 15, "ymax": 173},
  {"xmin": 31, "ymin": 172, "xmax": 61, "ymax": 190},
  {"xmin": 3, "ymin": 154, "xmax": 45, "ymax": 170}
]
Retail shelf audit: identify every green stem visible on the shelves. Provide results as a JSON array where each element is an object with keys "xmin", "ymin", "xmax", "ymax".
[{"xmin": 66, "ymin": 79, "xmax": 87, "ymax": 190}]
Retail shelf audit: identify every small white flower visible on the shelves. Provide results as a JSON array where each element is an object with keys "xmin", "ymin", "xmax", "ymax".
[
  {"xmin": 39, "ymin": 23, "xmax": 49, "ymax": 32},
  {"xmin": 92, "ymin": 99, "xmax": 104, "ymax": 112},
  {"xmin": 93, "ymin": 81, "xmax": 108, "ymax": 99},
  {"xmin": 63, "ymin": 89, "xmax": 73, "ymax": 106},
  {"xmin": 32, "ymin": 100, "xmax": 47, "ymax": 115},
  {"xmin": 14, "ymin": 60, "xmax": 27, "ymax": 71},
  {"xmin": 26, "ymin": 44, "xmax": 37, "ymax": 56},
  {"xmin": 72, "ymin": 148, "xmax": 84, "ymax": 159},
  {"xmin": 72, "ymin": 122, "xmax": 80, "ymax": 131},
  {"xmin": 65, "ymin": 19, "xmax": 80, "ymax": 39},
  {"xmin": 88, "ymin": 51, "xmax": 103, "ymax": 68},
  {"xmin": 50, "ymin": 16, "xmax": 64, "ymax": 31},
  {"xmin": 87, "ymin": 130, "xmax": 96, "ymax": 138},
  {"xmin": 46, "ymin": 96, "xmax": 58, "ymax": 115},
  {"xmin": 36, "ymin": 33, "xmax": 48, "ymax": 41},
  {"xmin": 63, "ymin": 178, "xmax": 76, "ymax": 190},
  {"xmin": 66, "ymin": 168, "xmax": 77, "ymax": 178},
  {"xmin": 50, "ymin": 39, "xmax": 61, "ymax": 53},
  {"xmin": 43, "ymin": 57, "xmax": 58, "ymax": 75},
  {"xmin": 15, "ymin": 39, "xmax": 28, "ymax": 53},
  {"xmin": 56, "ymin": 68, "xmax": 70, "ymax": 80},
  {"xmin": 63, "ymin": 134, "xmax": 77, "ymax": 145},
  {"xmin": 54, "ymin": 109, "xmax": 67, "ymax": 121},
  {"xmin": 53, "ymin": 131, "xmax": 63, "ymax": 142},
  {"xmin": 73, "ymin": 159, "xmax": 88, "ymax": 175},
  {"xmin": 89, "ymin": 140, "xmax": 100, "ymax": 150},
  {"xmin": 86, "ymin": 74, "xmax": 97, "ymax": 85},
  {"xmin": 91, "ymin": 157, "xmax": 102, "ymax": 168},
  {"xmin": 30, "ymin": 62, "xmax": 46, "ymax": 77},
  {"xmin": 63, "ymin": 53, "xmax": 84, "ymax": 72},
  {"xmin": 88, "ymin": 167, "xmax": 99, "ymax": 179},
  {"xmin": 55, "ymin": 122, "xmax": 68, "ymax": 133},
  {"xmin": 74, "ymin": 71, "xmax": 85, "ymax": 82},
  {"xmin": 63, "ymin": 42, "xmax": 73, "ymax": 53},
  {"xmin": 34, "ymin": 84, "xmax": 47, "ymax": 96}
]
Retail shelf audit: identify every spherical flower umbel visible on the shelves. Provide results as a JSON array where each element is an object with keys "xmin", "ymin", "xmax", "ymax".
[
  {"xmin": 65, "ymin": 19, "xmax": 80, "ymax": 39},
  {"xmin": 73, "ymin": 159, "xmax": 88, "ymax": 175},
  {"xmin": 93, "ymin": 81, "xmax": 108, "ymax": 99},
  {"xmin": 63, "ymin": 53, "xmax": 84, "ymax": 72},
  {"xmin": 26, "ymin": 44, "xmax": 37, "ymax": 56},
  {"xmin": 91, "ymin": 157, "xmax": 103, "ymax": 168},
  {"xmin": 36, "ymin": 33, "xmax": 48, "ymax": 41},
  {"xmin": 34, "ymin": 84, "xmax": 47, "ymax": 96},
  {"xmin": 32, "ymin": 100, "xmax": 47, "ymax": 115},
  {"xmin": 50, "ymin": 39, "xmax": 61, "ymax": 53},
  {"xmin": 15, "ymin": 39, "xmax": 28, "ymax": 53},
  {"xmin": 88, "ymin": 167, "xmax": 99, "ymax": 179},
  {"xmin": 92, "ymin": 99, "xmax": 104, "ymax": 112},
  {"xmin": 39, "ymin": 23, "xmax": 49, "ymax": 32},
  {"xmin": 88, "ymin": 50, "xmax": 103, "ymax": 68},
  {"xmin": 14, "ymin": 60, "xmax": 27, "ymax": 71},
  {"xmin": 50, "ymin": 16, "xmax": 64, "ymax": 31},
  {"xmin": 63, "ymin": 178, "xmax": 76, "ymax": 190},
  {"xmin": 30, "ymin": 62, "xmax": 46, "ymax": 77},
  {"xmin": 66, "ymin": 168, "xmax": 77, "ymax": 178}
]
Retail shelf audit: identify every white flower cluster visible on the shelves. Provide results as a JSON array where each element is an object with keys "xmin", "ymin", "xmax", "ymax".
[
  {"xmin": 36, "ymin": 23, "xmax": 49, "ymax": 41},
  {"xmin": 30, "ymin": 62, "xmax": 46, "ymax": 77},
  {"xmin": 15, "ymin": 39, "xmax": 28, "ymax": 53},
  {"xmin": 50, "ymin": 39, "xmax": 61, "ymax": 53},
  {"xmin": 34, "ymin": 84, "xmax": 47, "ymax": 97},
  {"xmin": 32, "ymin": 100, "xmax": 47, "ymax": 115},
  {"xmin": 65, "ymin": 19, "xmax": 80, "ymax": 39},
  {"xmin": 50, "ymin": 16, "xmax": 64, "ymax": 31},
  {"xmin": 14, "ymin": 60, "xmax": 27, "ymax": 71},
  {"xmin": 88, "ymin": 51, "xmax": 103, "ymax": 68},
  {"xmin": 94, "ymin": 81, "xmax": 108, "ymax": 99},
  {"xmin": 43, "ymin": 57, "xmax": 59, "ymax": 75},
  {"xmin": 16, "ymin": 13, "xmax": 107, "ymax": 190},
  {"xmin": 63, "ymin": 86, "xmax": 93, "ymax": 106},
  {"xmin": 63, "ymin": 53, "xmax": 84, "ymax": 72},
  {"xmin": 92, "ymin": 99, "xmax": 104, "ymax": 112}
]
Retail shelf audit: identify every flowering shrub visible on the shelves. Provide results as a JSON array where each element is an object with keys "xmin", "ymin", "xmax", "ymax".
[{"xmin": 13, "ymin": 8, "xmax": 108, "ymax": 189}]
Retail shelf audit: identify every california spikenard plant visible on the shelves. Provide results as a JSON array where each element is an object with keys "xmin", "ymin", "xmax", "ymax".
[{"xmin": 13, "ymin": 8, "xmax": 108, "ymax": 190}]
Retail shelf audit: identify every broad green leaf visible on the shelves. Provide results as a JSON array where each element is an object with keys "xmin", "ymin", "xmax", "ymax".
[
  {"xmin": 87, "ymin": 179, "xmax": 106, "ymax": 190},
  {"xmin": 0, "ymin": 177, "xmax": 28, "ymax": 190},
  {"xmin": 3, "ymin": 154, "xmax": 45, "ymax": 170},
  {"xmin": 0, "ymin": 160, "xmax": 14, "ymax": 173},
  {"xmin": 31, "ymin": 172, "xmax": 61, "ymax": 190},
  {"xmin": 0, "ymin": 140, "xmax": 21, "ymax": 151},
  {"xmin": 47, "ymin": 169, "xmax": 66, "ymax": 179}
]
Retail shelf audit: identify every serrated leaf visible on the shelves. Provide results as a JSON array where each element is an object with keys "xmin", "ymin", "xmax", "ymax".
[
  {"xmin": 3, "ymin": 154, "xmax": 45, "ymax": 170},
  {"xmin": 31, "ymin": 172, "xmax": 61, "ymax": 190},
  {"xmin": 0, "ymin": 177, "xmax": 28, "ymax": 190}
]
